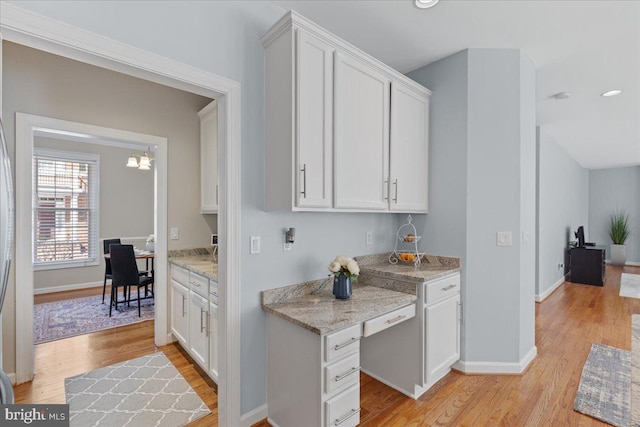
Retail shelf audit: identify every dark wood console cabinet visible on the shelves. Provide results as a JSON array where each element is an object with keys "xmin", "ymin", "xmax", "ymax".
[{"xmin": 569, "ymin": 247, "xmax": 605, "ymax": 286}]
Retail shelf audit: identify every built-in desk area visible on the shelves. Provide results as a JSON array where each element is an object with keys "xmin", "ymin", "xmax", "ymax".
[{"xmin": 569, "ymin": 246, "xmax": 606, "ymax": 286}]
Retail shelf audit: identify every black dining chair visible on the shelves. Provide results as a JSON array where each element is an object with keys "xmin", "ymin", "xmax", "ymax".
[
  {"xmin": 102, "ymin": 238, "xmax": 148, "ymax": 304},
  {"xmin": 109, "ymin": 244, "xmax": 154, "ymax": 317}
]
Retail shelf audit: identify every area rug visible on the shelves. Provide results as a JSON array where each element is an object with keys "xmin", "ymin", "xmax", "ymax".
[
  {"xmin": 34, "ymin": 294, "xmax": 154, "ymax": 344},
  {"xmin": 574, "ymin": 343, "xmax": 630, "ymax": 427},
  {"xmin": 65, "ymin": 353, "xmax": 210, "ymax": 427},
  {"xmin": 620, "ymin": 273, "xmax": 640, "ymax": 299}
]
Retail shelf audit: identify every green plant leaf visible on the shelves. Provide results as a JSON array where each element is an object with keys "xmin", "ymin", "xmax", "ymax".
[{"xmin": 609, "ymin": 209, "xmax": 630, "ymax": 244}]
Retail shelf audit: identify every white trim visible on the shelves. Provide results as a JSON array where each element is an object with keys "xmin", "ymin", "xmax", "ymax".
[
  {"xmin": 452, "ymin": 346, "xmax": 537, "ymax": 374},
  {"xmin": 240, "ymin": 404, "xmax": 268, "ymax": 427},
  {"xmin": 1, "ymin": 4, "xmax": 242, "ymax": 425},
  {"xmin": 535, "ymin": 274, "xmax": 567, "ymax": 302},
  {"xmin": 266, "ymin": 419, "xmax": 282, "ymax": 427},
  {"xmin": 605, "ymin": 260, "xmax": 640, "ymax": 266},
  {"xmin": 34, "ymin": 280, "xmax": 102, "ymax": 295}
]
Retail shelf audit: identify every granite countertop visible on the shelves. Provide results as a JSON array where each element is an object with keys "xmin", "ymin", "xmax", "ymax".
[
  {"xmin": 168, "ymin": 248, "xmax": 218, "ymax": 281},
  {"xmin": 262, "ymin": 278, "xmax": 417, "ymax": 335},
  {"xmin": 356, "ymin": 253, "xmax": 461, "ymax": 284}
]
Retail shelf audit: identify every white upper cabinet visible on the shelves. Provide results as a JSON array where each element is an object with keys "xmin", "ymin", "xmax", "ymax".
[
  {"xmin": 297, "ymin": 31, "xmax": 334, "ymax": 208},
  {"xmin": 262, "ymin": 11, "xmax": 430, "ymax": 213},
  {"xmin": 334, "ymin": 53, "xmax": 390, "ymax": 210},
  {"xmin": 199, "ymin": 100, "xmax": 218, "ymax": 214},
  {"xmin": 389, "ymin": 82, "xmax": 430, "ymax": 212}
]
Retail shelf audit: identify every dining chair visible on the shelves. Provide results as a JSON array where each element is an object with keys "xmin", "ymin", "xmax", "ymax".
[
  {"xmin": 109, "ymin": 244, "xmax": 154, "ymax": 317},
  {"xmin": 102, "ymin": 238, "xmax": 149, "ymax": 303}
]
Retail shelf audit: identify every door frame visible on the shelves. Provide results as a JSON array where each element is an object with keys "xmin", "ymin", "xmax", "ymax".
[{"xmin": 1, "ymin": 3, "xmax": 243, "ymax": 425}]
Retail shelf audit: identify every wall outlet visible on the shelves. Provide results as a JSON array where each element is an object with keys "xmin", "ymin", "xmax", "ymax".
[
  {"xmin": 283, "ymin": 242, "xmax": 293, "ymax": 252},
  {"xmin": 496, "ymin": 231, "xmax": 512, "ymax": 246},
  {"xmin": 170, "ymin": 227, "xmax": 179, "ymax": 240},
  {"xmin": 250, "ymin": 236, "xmax": 261, "ymax": 254},
  {"xmin": 558, "ymin": 262, "xmax": 564, "ymax": 270},
  {"xmin": 366, "ymin": 231, "xmax": 373, "ymax": 246}
]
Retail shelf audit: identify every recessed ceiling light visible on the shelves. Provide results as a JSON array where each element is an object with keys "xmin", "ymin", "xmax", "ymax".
[
  {"xmin": 551, "ymin": 92, "xmax": 571, "ymax": 100},
  {"xmin": 601, "ymin": 89, "xmax": 622, "ymax": 97},
  {"xmin": 415, "ymin": 0, "xmax": 440, "ymax": 9}
]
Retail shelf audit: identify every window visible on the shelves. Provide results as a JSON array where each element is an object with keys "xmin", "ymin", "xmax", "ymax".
[{"xmin": 33, "ymin": 148, "xmax": 99, "ymax": 270}]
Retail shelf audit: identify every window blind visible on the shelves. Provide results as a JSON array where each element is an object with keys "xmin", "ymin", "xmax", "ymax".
[{"xmin": 33, "ymin": 148, "xmax": 100, "ymax": 269}]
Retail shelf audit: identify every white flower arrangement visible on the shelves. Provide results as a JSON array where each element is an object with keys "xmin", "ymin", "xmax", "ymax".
[
  {"xmin": 328, "ymin": 255, "xmax": 360, "ymax": 279},
  {"xmin": 146, "ymin": 234, "xmax": 155, "ymax": 243}
]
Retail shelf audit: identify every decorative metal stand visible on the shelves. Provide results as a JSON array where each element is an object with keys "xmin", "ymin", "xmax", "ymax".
[{"xmin": 389, "ymin": 215, "xmax": 423, "ymax": 267}]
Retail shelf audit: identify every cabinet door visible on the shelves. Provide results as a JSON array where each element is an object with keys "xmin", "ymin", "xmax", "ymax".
[
  {"xmin": 296, "ymin": 30, "xmax": 333, "ymax": 208},
  {"xmin": 209, "ymin": 302, "xmax": 219, "ymax": 382},
  {"xmin": 170, "ymin": 280, "xmax": 189, "ymax": 346},
  {"xmin": 389, "ymin": 82, "xmax": 429, "ymax": 212},
  {"xmin": 334, "ymin": 53, "xmax": 390, "ymax": 210},
  {"xmin": 425, "ymin": 294, "xmax": 460, "ymax": 385},
  {"xmin": 188, "ymin": 291, "xmax": 209, "ymax": 369},
  {"xmin": 199, "ymin": 100, "xmax": 218, "ymax": 213}
]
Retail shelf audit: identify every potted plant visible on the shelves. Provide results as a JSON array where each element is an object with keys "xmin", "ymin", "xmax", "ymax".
[
  {"xmin": 328, "ymin": 256, "xmax": 359, "ymax": 299},
  {"xmin": 609, "ymin": 209, "xmax": 630, "ymax": 265},
  {"xmin": 145, "ymin": 234, "xmax": 155, "ymax": 253}
]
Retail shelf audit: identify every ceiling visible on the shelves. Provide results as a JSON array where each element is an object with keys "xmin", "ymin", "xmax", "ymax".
[{"xmin": 274, "ymin": 0, "xmax": 639, "ymax": 169}]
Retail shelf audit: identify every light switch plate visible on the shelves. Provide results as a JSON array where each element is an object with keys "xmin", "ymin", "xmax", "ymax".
[
  {"xmin": 366, "ymin": 231, "xmax": 373, "ymax": 246},
  {"xmin": 170, "ymin": 227, "xmax": 179, "ymax": 240},
  {"xmin": 497, "ymin": 231, "xmax": 512, "ymax": 246},
  {"xmin": 250, "ymin": 236, "xmax": 261, "ymax": 254}
]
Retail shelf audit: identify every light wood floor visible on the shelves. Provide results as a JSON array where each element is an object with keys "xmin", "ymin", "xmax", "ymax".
[
  {"xmin": 254, "ymin": 264, "xmax": 640, "ymax": 426},
  {"xmin": 19, "ymin": 286, "xmax": 218, "ymax": 426}
]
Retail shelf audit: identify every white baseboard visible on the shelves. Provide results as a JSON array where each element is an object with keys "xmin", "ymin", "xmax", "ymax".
[
  {"xmin": 34, "ymin": 281, "xmax": 103, "ymax": 295},
  {"xmin": 605, "ymin": 260, "xmax": 640, "ymax": 266},
  {"xmin": 452, "ymin": 346, "xmax": 537, "ymax": 374},
  {"xmin": 7, "ymin": 372, "xmax": 16, "ymax": 385},
  {"xmin": 241, "ymin": 404, "xmax": 268, "ymax": 427},
  {"xmin": 266, "ymin": 418, "xmax": 281, "ymax": 427},
  {"xmin": 535, "ymin": 274, "xmax": 567, "ymax": 302}
]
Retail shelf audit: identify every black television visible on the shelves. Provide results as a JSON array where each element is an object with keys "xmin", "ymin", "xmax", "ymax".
[{"xmin": 575, "ymin": 226, "xmax": 585, "ymax": 248}]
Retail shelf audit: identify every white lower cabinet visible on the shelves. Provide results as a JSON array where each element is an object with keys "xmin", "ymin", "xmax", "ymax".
[
  {"xmin": 188, "ymin": 291, "xmax": 209, "ymax": 368},
  {"xmin": 425, "ymin": 293, "xmax": 461, "ymax": 385},
  {"xmin": 209, "ymin": 301, "xmax": 219, "ymax": 382},
  {"xmin": 170, "ymin": 280, "xmax": 189, "ymax": 346}
]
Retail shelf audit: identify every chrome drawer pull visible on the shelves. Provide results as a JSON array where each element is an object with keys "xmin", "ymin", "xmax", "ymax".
[
  {"xmin": 301, "ymin": 164, "xmax": 307, "ymax": 197},
  {"xmin": 335, "ymin": 367, "xmax": 360, "ymax": 382},
  {"xmin": 441, "ymin": 284, "xmax": 456, "ymax": 291},
  {"xmin": 334, "ymin": 337, "xmax": 360, "ymax": 351},
  {"xmin": 191, "ymin": 281, "xmax": 201, "ymax": 287},
  {"xmin": 335, "ymin": 409, "xmax": 360, "ymax": 426},
  {"xmin": 385, "ymin": 315, "xmax": 406, "ymax": 325}
]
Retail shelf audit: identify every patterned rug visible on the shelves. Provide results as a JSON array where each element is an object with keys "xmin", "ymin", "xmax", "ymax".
[
  {"xmin": 574, "ymin": 343, "xmax": 631, "ymax": 427},
  {"xmin": 65, "ymin": 353, "xmax": 210, "ymax": 427},
  {"xmin": 34, "ymin": 294, "xmax": 154, "ymax": 344},
  {"xmin": 620, "ymin": 273, "xmax": 640, "ymax": 299}
]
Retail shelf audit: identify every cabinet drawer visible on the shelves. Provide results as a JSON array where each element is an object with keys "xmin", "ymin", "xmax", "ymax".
[
  {"xmin": 189, "ymin": 272, "xmax": 210, "ymax": 298},
  {"xmin": 325, "ymin": 352, "xmax": 360, "ymax": 395},
  {"xmin": 209, "ymin": 280, "xmax": 219, "ymax": 305},
  {"xmin": 325, "ymin": 324, "xmax": 362, "ymax": 363},
  {"xmin": 171, "ymin": 264, "xmax": 189, "ymax": 286},
  {"xmin": 362, "ymin": 304, "xmax": 415, "ymax": 337},
  {"xmin": 425, "ymin": 274, "xmax": 460, "ymax": 305},
  {"xmin": 325, "ymin": 383, "xmax": 360, "ymax": 427}
]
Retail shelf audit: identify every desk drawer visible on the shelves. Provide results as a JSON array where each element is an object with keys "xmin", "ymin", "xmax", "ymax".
[
  {"xmin": 425, "ymin": 274, "xmax": 460, "ymax": 305},
  {"xmin": 325, "ymin": 324, "xmax": 361, "ymax": 363},
  {"xmin": 209, "ymin": 280, "xmax": 219, "ymax": 305},
  {"xmin": 363, "ymin": 304, "xmax": 415, "ymax": 337},
  {"xmin": 325, "ymin": 383, "xmax": 360, "ymax": 427},
  {"xmin": 189, "ymin": 272, "xmax": 210, "ymax": 298},
  {"xmin": 171, "ymin": 264, "xmax": 189, "ymax": 286},
  {"xmin": 325, "ymin": 352, "xmax": 360, "ymax": 395}
]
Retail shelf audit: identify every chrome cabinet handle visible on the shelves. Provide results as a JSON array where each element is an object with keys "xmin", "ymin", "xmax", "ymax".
[
  {"xmin": 335, "ymin": 409, "xmax": 360, "ymax": 426},
  {"xmin": 301, "ymin": 164, "xmax": 307, "ymax": 197},
  {"xmin": 442, "ymin": 284, "xmax": 456, "ymax": 291},
  {"xmin": 215, "ymin": 184, "xmax": 219, "ymax": 205},
  {"xmin": 200, "ymin": 308, "xmax": 206, "ymax": 333},
  {"xmin": 190, "ymin": 280, "xmax": 201, "ymax": 287},
  {"xmin": 385, "ymin": 315, "xmax": 406, "ymax": 325},
  {"xmin": 182, "ymin": 295, "xmax": 186, "ymax": 317},
  {"xmin": 393, "ymin": 179, "xmax": 398, "ymax": 203},
  {"xmin": 334, "ymin": 337, "xmax": 360, "ymax": 351},
  {"xmin": 384, "ymin": 179, "xmax": 389, "ymax": 201},
  {"xmin": 335, "ymin": 367, "xmax": 360, "ymax": 382}
]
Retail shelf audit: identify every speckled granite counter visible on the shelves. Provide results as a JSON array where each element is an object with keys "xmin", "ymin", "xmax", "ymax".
[
  {"xmin": 261, "ymin": 277, "xmax": 416, "ymax": 335},
  {"xmin": 356, "ymin": 253, "xmax": 461, "ymax": 283},
  {"xmin": 632, "ymin": 315, "xmax": 640, "ymax": 425},
  {"xmin": 168, "ymin": 248, "xmax": 218, "ymax": 281}
]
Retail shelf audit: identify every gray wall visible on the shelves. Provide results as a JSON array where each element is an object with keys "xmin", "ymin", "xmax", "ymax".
[
  {"xmin": 589, "ymin": 166, "xmax": 640, "ymax": 262},
  {"xmin": 408, "ymin": 48, "xmax": 537, "ymax": 365},
  {"xmin": 33, "ymin": 136, "xmax": 154, "ymax": 290},
  {"xmin": 3, "ymin": 1, "xmax": 399, "ymax": 414},
  {"xmin": 2, "ymin": 40, "xmax": 213, "ymax": 375},
  {"xmin": 536, "ymin": 128, "xmax": 589, "ymax": 298}
]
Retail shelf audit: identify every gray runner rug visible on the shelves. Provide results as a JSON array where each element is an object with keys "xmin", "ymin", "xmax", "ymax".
[
  {"xmin": 65, "ymin": 352, "xmax": 210, "ymax": 427},
  {"xmin": 620, "ymin": 273, "xmax": 640, "ymax": 299},
  {"xmin": 574, "ymin": 343, "xmax": 630, "ymax": 427}
]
